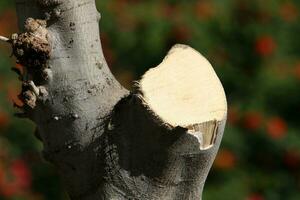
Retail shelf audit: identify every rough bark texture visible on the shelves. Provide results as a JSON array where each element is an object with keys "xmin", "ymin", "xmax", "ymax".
[{"xmin": 10, "ymin": 0, "xmax": 227, "ymax": 199}]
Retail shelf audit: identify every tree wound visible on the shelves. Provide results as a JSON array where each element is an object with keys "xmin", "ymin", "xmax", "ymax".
[{"xmin": 137, "ymin": 44, "xmax": 227, "ymax": 150}]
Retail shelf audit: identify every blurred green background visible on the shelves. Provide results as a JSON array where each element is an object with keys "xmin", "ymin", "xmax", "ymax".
[{"xmin": 1, "ymin": 0, "xmax": 300, "ymax": 199}]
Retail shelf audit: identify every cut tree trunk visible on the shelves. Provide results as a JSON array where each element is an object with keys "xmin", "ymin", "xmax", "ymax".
[{"xmin": 3, "ymin": 0, "xmax": 227, "ymax": 199}]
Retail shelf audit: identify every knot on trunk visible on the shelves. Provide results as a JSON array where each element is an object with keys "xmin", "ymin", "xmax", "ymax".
[
  {"xmin": 11, "ymin": 18, "xmax": 50, "ymax": 69},
  {"xmin": 11, "ymin": 18, "xmax": 51, "ymax": 113}
]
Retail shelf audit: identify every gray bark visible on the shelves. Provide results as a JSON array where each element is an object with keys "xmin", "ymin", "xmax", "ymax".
[{"xmin": 9, "ymin": 0, "xmax": 227, "ymax": 199}]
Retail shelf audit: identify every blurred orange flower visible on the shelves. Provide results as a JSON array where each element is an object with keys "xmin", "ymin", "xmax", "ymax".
[
  {"xmin": 214, "ymin": 149, "xmax": 236, "ymax": 170},
  {"xmin": 279, "ymin": 2, "xmax": 298, "ymax": 22},
  {"xmin": 243, "ymin": 111, "xmax": 263, "ymax": 131},
  {"xmin": 195, "ymin": 1, "xmax": 215, "ymax": 20},
  {"xmin": 0, "ymin": 159, "xmax": 31, "ymax": 197},
  {"xmin": 266, "ymin": 117, "xmax": 287, "ymax": 139},
  {"xmin": 255, "ymin": 35, "xmax": 276, "ymax": 57}
]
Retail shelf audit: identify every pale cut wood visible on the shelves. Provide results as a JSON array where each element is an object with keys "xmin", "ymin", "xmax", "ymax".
[
  {"xmin": 139, "ymin": 44, "xmax": 227, "ymax": 150},
  {"xmin": 140, "ymin": 44, "xmax": 227, "ymax": 127}
]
